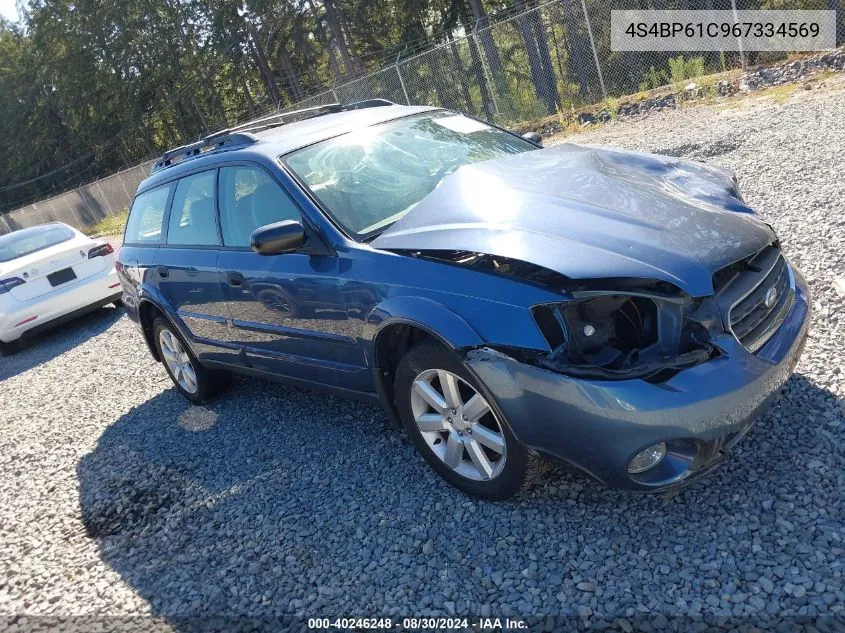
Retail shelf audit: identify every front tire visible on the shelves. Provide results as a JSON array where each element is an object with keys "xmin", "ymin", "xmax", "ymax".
[
  {"xmin": 394, "ymin": 342, "xmax": 539, "ymax": 500},
  {"xmin": 152, "ymin": 317, "xmax": 230, "ymax": 404}
]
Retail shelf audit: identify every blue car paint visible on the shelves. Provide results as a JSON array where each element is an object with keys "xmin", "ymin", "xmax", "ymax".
[
  {"xmin": 466, "ymin": 268, "xmax": 810, "ymax": 490},
  {"xmin": 372, "ymin": 143, "xmax": 774, "ymax": 297},
  {"xmin": 120, "ymin": 223, "xmax": 559, "ymax": 391},
  {"xmin": 117, "ymin": 106, "xmax": 810, "ymax": 491}
]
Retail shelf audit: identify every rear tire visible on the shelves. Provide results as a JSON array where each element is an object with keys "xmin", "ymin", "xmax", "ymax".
[
  {"xmin": 394, "ymin": 341, "xmax": 539, "ymax": 500},
  {"xmin": 152, "ymin": 317, "xmax": 230, "ymax": 404},
  {"xmin": 0, "ymin": 340, "xmax": 21, "ymax": 357}
]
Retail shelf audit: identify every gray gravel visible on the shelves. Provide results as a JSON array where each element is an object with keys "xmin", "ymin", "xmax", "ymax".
[{"xmin": 1, "ymin": 82, "xmax": 844, "ymax": 629}]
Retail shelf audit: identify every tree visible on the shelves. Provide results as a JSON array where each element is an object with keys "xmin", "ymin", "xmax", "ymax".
[
  {"xmin": 467, "ymin": 0, "xmax": 506, "ymax": 97},
  {"xmin": 514, "ymin": 0, "xmax": 558, "ymax": 112},
  {"xmin": 323, "ymin": 0, "xmax": 357, "ymax": 75}
]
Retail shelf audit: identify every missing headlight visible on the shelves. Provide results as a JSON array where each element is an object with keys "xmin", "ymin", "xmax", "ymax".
[
  {"xmin": 563, "ymin": 296, "xmax": 658, "ymax": 367},
  {"xmin": 532, "ymin": 295, "xmax": 715, "ymax": 382}
]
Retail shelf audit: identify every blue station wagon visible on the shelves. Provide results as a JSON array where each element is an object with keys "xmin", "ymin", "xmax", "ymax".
[{"xmin": 117, "ymin": 100, "xmax": 810, "ymax": 499}]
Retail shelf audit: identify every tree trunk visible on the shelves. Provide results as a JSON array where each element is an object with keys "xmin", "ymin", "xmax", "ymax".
[
  {"xmin": 467, "ymin": 0, "xmax": 505, "ymax": 93},
  {"xmin": 531, "ymin": 8, "xmax": 560, "ymax": 111},
  {"xmin": 515, "ymin": 0, "xmax": 555, "ymax": 113},
  {"xmin": 307, "ymin": 0, "xmax": 342, "ymax": 81},
  {"xmin": 191, "ymin": 98, "xmax": 209, "ymax": 133},
  {"xmin": 323, "ymin": 0, "xmax": 355, "ymax": 76},
  {"xmin": 457, "ymin": 0, "xmax": 495, "ymax": 117},
  {"xmin": 238, "ymin": 72, "xmax": 259, "ymax": 116},
  {"xmin": 561, "ymin": 0, "xmax": 590, "ymax": 100},
  {"xmin": 246, "ymin": 21, "xmax": 282, "ymax": 108},
  {"xmin": 277, "ymin": 44, "xmax": 305, "ymax": 102},
  {"xmin": 428, "ymin": 55, "xmax": 455, "ymax": 109},
  {"xmin": 546, "ymin": 6, "xmax": 570, "ymax": 104},
  {"xmin": 448, "ymin": 34, "xmax": 475, "ymax": 115}
]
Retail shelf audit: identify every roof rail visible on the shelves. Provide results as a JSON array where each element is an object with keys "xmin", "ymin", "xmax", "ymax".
[
  {"xmin": 151, "ymin": 132, "xmax": 259, "ymax": 173},
  {"xmin": 151, "ymin": 99, "xmax": 398, "ymax": 173},
  {"xmin": 343, "ymin": 98, "xmax": 396, "ymax": 110},
  {"xmin": 228, "ymin": 103, "xmax": 345, "ymax": 135},
  {"xmin": 226, "ymin": 99, "xmax": 397, "ymax": 137}
]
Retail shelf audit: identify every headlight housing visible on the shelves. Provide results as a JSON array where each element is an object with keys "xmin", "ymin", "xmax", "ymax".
[{"xmin": 532, "ymin": 290, "xmax": 715, "ymax": 382}]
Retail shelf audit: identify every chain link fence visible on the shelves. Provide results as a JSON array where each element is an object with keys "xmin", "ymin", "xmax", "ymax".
[
  {"xmin": 0, "ymin": 161, "xmax": 154, "ymax": 235},
  {"xmin": 1, "ymin": 0, "xmax": 841, "ymax": 235}
]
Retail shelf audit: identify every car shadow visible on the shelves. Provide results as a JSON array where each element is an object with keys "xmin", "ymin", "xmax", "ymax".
[
  {"xmin": 0, "ymin": 305, "xmax": 124, "ymax": 382},
  {"xmin": 77, "ymin": 372, "xmax": 841, "ymax": 624}
]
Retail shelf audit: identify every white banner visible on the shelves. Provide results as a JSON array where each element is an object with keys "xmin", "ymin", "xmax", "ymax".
[{"xmin": 611, "ymin": 10, "xmax": 837, "ymax": 52}]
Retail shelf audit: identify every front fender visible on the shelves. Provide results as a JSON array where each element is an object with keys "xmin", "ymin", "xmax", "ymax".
[
  {"xmin": 363, "ymin": 296, "xmax": 485, "ymax": 427},
  {"xmin": 363, "ymin": 296, "xmax": 483, "ymax": 363}
]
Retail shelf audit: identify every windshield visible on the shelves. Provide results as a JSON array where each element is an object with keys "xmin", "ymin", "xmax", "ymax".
[
  {"xmin": 0, "ymin": 224, "xmax": 75, "ymax": 263},
  {"xmin": 284, "ymin": 111, "xmax": 537, "ymax": 239}
]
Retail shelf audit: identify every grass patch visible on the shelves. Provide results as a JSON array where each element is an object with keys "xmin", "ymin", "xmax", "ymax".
[
  {"xmin": 86, "ymin": 208, "xmax": 128, "ymax": 237},
  {"xmin": 763, "ymin": 83, "xmax": 802, "ymax": 103},
  {"xmin": 721, "ymin": 72, "xmax": 836, "ymax": 109},
  {"xmin": 604, "ymin": 97, "xmax": 619, "ymax": 121}
]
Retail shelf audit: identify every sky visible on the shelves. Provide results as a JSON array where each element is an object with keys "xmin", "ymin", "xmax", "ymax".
[{"xmin": 0, "ymin": 0, "xmax": 23, "ymax": 23}]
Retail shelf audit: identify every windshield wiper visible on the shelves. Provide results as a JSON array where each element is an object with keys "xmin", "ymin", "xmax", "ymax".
[{"xmin": 361, "ymin": 226, "xmax": 392, "ymax": 242}]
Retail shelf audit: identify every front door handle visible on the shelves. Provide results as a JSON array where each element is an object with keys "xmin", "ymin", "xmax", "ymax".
[
  {"xmin": 156, "ymin": 265, "xmax": 169, "ymax": 279},
  {"xmin": 225, "ymin": 271, "xmax": 245, "ymax": 287}
]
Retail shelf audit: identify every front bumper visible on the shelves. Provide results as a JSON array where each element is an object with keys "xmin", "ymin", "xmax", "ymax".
[{"xmin": 466, "ymin": 265, "xmax": 811, "ymax": 491}]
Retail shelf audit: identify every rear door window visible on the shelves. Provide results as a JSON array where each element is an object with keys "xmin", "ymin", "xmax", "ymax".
[
  {"xmin": 124, "ymin": 184, "xmax": 172, "ymax": 244},
  {"xmin": 166, "ymin": 171, "xmax": 219, "ymax": 246},
  {"xmin": 218, "ymin": 166, "xmax": 302, "ymax": 248}
]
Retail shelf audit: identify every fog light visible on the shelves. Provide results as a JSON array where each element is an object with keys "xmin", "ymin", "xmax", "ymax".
[{"xmin": 628, "ymin": 442, "xmax": 667, "ymax": 474}]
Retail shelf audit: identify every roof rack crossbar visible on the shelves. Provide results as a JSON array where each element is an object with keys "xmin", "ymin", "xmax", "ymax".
[{"xmin": 151, "ymin": 99, "xmax": 398, "ymax": 173}]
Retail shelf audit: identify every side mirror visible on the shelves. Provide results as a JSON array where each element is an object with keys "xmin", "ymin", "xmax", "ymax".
[
  {"xmin": 522, "ymin": 131, "xmax": 543, "ymax": 145},
  {"xmin": 250, "ymin": 220, "xmax": 306, "ymax": 255}
]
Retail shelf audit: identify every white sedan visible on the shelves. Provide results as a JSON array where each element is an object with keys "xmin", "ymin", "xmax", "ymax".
[{"xmin": 0, "ymin": 222, "xmax": 122, "ymax": 353}]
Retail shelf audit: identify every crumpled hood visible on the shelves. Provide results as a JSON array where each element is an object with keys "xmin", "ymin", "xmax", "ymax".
[{"xmin": 371, "ymin": 143, "xmax": 776, "ymax": 297}]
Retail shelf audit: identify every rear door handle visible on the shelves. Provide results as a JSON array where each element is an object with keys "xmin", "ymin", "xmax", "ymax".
[
  {"xmin": 156, "ymin": 265, "xmax": 169, "ymax": 278},
  {"xmin": 225, "ymin": 271, "xmax": 245, "ymax": 287}
]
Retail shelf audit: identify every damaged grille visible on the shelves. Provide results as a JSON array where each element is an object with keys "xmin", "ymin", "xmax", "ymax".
[{"xmin": 715, "ymin": 245, "xmax": 793, "ymax": 353}]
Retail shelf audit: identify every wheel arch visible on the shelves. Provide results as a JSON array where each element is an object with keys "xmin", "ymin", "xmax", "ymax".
[
  {"xmin": 365, "ymin": 297, "xmax": 485, "ymax": 427},
  {"xmin": 137, "ymin": 298, "xmax": 194, "ymax": 363}
]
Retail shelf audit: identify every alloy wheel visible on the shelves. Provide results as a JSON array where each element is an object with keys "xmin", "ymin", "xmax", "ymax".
[
  {"xmin": 159, "ymin": 329, "xmax": 198, "ymax": 394},
  {"xmin": 409, "ymin": 368, "xmax": 506, "ymax": 481}
]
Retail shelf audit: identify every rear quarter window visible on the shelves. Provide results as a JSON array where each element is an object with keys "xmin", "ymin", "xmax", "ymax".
[{"xmin": 124, "ymin": 184, "xmax": 172, "ymax": 244}]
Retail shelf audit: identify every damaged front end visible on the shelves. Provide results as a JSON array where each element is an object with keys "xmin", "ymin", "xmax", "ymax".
[
  {"xmin": 400, "ymin": 250, "xmax": 724, "ymax": 383},
  {"xmin": 529, "ymin": 280, "xmax": 723, "ymax": 382}
]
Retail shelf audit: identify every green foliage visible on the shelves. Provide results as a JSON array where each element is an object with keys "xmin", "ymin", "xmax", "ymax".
[
  {"xmin": 638, "ymin": 56, "xmax": 706, "ymax": 93},
  {"xmin": 668, "ymin": 55, "xmax": 706, "ymax": 85},
  {"xmin": 496, "ymin": 91, "xmax": 549, "ymax": 126},
  {"xmin": 0, "ymin": 0, "xmax": 465, "ymax": 211},
  {"xmin": 639, "ymin": 66, "xmax": 668, "ymax": 92},
  {"xmin": 0, "ymin": 0, "xmax": 826, "ymax": 213},
  {"xmin": 86, "ymin": 208, "xmax": 129, "ymax": 237},
  {"xmin": 604, "ymin": 97, "xmax": 619, "ymax": 121}
]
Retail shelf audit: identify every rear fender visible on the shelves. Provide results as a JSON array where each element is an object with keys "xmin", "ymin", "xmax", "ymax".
[{"xmin": 136, "ymin": 285, "xmax": 198, "ymax": 362}]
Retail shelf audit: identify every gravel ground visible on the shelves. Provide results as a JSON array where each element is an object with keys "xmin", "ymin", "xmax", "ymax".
[{"xmin": 1, "ymin": 82, "xmax": 844, "ymax": 631}]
